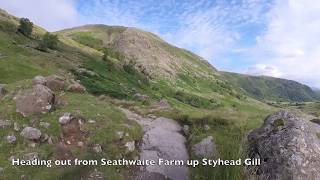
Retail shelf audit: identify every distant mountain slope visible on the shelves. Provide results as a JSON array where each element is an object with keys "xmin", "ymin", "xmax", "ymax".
[
  {"xmin": 56, "ymin": 25, "xmax": 217, "ymax": 80},
  {"xmin": 222, "ymin": 72, "xmax": 319, "ymax": 102}
]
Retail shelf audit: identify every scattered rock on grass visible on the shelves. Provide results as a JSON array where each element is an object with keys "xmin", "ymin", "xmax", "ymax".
[
  {"xmin": 6, "ymin": 135, "xmax": 16, "ymax": 144},
  {"xmin": 116, "ymin": 131, "xmax": 124, "ymax": 140},
  {"xmin": 133, "ymin": 93, "xmax": 149, "ymax": 102},
  {"xmin": 59, "ymin": 113, "xmax": 72, "ymax": 125},
  {"xmin": 15, "ymin": 84, "xmax": 55, "ymax": 117},
  {"xmin": 39, "ymin": 122, "xmax": 50, "ymax": 129},
  {"xmin": 125, "ymin": 141, "xmax": 135, "ymax": 152},
  {"xmin": 13, "ymin": 122, "xmax": 20, "ymax": 131},
  {"xmin": 192, "ymin": 136, "xmax": 216, "ymax": 158},
  {"xmin": 0, "ymin": 120, "xmax": 11, "ymax": 128},
  {"xmin": 22, "ymin": 152, "xmax": 39, "ymax": 161},
  {"xmin": 20, "ymin": 127, "xmax": 42, "ymax": 140},
  {"xmin": 183, "ymin": 125, "xmax": 189, "ymax": 135},
  {"xmin": 93, "ymin": 144, "xmax": 102, "ymax": 153},
  {"xmin": 67, "ymin": 82, "xmax": 86, "ymax": 93}
]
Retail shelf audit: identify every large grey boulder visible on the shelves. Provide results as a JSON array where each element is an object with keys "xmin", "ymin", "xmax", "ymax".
[
  {"xmin": 192, "ymin": 136, "xmax": 216, "ymax": 158},
  {"xmin": 20, "ymin": 127, "xmax": 42, "ymax": 140},
  {"xmin": 247, "ymin": 111, "xmax": 320, "ymax": 180},
  {"xmin": 15, "ymin": 84, "xmax": 55, "ymax": 117}
]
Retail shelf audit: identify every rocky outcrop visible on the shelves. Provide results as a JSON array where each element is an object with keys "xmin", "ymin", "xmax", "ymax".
[
  {"xmin": 20, "ymin": 127, "xmax": 42, "ymax": 140},
  {"xmin": 247, "ymin": 111, "xmax": 320, "ymax": 180},
  {"xmin": 67, "ymin": 82, "xmax": 86, "ymax": 93},
  {"xmin": 15, "ymin": 84, "xmax": 55, "ymax": 117},
  {"xmin": 45, "ymin": 75, "xmax": 65, "ymax": 91},
  {"xmin": 192, "ymin": 136, "xmax": 216, "ymax": 158}
]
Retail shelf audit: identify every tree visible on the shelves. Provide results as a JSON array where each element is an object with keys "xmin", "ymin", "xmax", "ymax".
[
  {"xmin": 38, "ymin": 33, "xmax": 58, "ymax": 51},
  {"xmin": 18, "ymin": 18, "xmax": 33, "ymax": 37}
]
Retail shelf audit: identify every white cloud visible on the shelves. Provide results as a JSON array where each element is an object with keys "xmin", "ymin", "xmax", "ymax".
[
  {"xmin": 163, "ymin": 0, "xmax": 270, "ymax": 62},
  {"xmin": 246, "ymin": 64, "xmax": 283, "ymax": 77},
  {"xmin": 248, "ymin": 0, "xmax": 320, "ymax": 88},
  {"xmin": 0, "ymin": 0, "xmax": 81, "ymax": 31}
]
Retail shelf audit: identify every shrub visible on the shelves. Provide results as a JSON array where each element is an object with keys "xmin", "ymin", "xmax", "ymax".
[
  {"xmin": 38, "ymin": 33, "xmax": 58, "ymax": 51},
  {"xmin": 102, "ymin": 48, "xmax": 114, "ymax": 70},
  {"xmin": 18, "ymin": 18, "xmax": 33, "ymax": 37}
]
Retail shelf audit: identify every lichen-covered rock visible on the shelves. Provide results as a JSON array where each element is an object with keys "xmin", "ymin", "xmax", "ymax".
[
  {"xmin": 247, "ymin": 111, "xmax": 320, "ymax": 180},
  {"xmin": 20, "ymin": 127, "xmax": 42, "ymax": 140},
  {"xmin": 45, "ymin": 75, "xmax": 65, "ymax": 91},
  {"xmin": 192, "ymin": 136, "xmax": 216, "ymax": 158},
  {"xmin": 59, "ymin": 113, "xmax": 72, "ymax": 125},
  {"xmin": 6, "ymin": 135, "xmax": 16, "ymax": 144},
  {"xmin": 15, "ymin": 84, "xmax": 55, "ymax": 117},
  {"xmin": 66, "ymin": 82, "xmax": 86, "ymax": 93}
]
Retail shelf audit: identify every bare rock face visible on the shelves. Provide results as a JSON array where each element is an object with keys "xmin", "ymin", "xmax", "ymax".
[
  {"xmin": 45, "ymin": 75, "xmax": 65, "ymax": 91},
  {"xmin": 192, "ymin": 136, "xmax": 216, "ymax": 158},
  {"xmin": 247, "ymin": 111, "xmax": 320, "ymax": 180},
  {"xmin": 20, "ymin": 127, "xmax": 42, "ymax": 140},
  {"xmin": 15, "ymin": 84, "xmax": 55, "ymax": 117},
  {"xmin": 66, "ymin": 82, "xmax": 86, "ymax": 93}
]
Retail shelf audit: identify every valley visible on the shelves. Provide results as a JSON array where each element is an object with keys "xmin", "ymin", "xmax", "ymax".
[{"xmin": 0, "ymin": 8, "xmax": 319, "ymax": 180}]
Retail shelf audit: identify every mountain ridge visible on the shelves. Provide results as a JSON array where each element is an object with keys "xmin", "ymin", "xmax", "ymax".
[{"xmin": 221, "ymin": 71, "xmax": 319, "ymax": 102}]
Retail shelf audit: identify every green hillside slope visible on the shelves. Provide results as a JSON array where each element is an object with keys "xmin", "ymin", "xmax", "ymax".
[
  {"xmin": 0, "ymin": 9, "xmax": 278, "ymax": 180},
  {"xmin": 222, "ymin": 72, "xmax": 319, "ymax": 102}
]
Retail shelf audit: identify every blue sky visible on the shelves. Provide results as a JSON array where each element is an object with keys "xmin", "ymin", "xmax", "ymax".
[{"xmin": 1, "ymin": 0, "xmax": 320, "ymax": 88}]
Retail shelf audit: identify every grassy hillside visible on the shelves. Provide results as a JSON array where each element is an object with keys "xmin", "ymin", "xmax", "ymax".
[
  {"xmin": 222, "ymin": 71, "xmax": 319, "ymax": 102},
  {"xmin": 57, "ymin": 25, "xmax": 217, "ymax": 80},
  {"xmin": 0, "ymin": 9, "xmax": 279, "ymax": 180}
]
